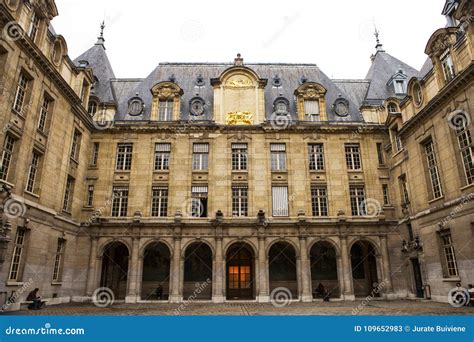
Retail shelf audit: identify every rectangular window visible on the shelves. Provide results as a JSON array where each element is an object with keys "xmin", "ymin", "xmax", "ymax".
[
  {"xmin": 191, "ymin": 185, "xmax": 208, "ymax": 218},
  {"xmin": 116, "ymin": 143, "xmax": 133, "ymax": 171},
  {"xmin": 158, "ymin": 100, "xmax": 174, "ymax": 121},
  {"xmin": 232, "ymin": 185, "xmax": 248, "ymax": 217},
  {"xmin": 0, "ymin": 136, "xmax": 15, "ymax": 181},
  {"xmin": 345, "ymin": 144, "xmax": 362, "ymax": 170},
  {"xmin": 394, "ymin": 80, "xmax": 405, "ymax": 94},
  {"xmin": 441, "ymin": 50, "xmax": 455, "ymax": 82},
  {"xmin": 151, "ymin": 186, "xmax": 168, "ymax": 217},
  {"xmin": 455, "ymin": 123, "xmax": 474, "ymax": 185},
  {"xmin": 62, "ymin": 177, "xmax": 74, "ymax": 212},
  {"xmin": 13, "ymin": 74, "xmax": 28, "ymax": 114},
  {"xmin": 37, "ymin": 96, "xmax": 51, "ymax": 132},
  {"xmin": 26, "ymin": 151, "xmax": 40, "ymax": 194},
  {"xmin": 376, "ymin": 143, "xmax": 385, "ymax": 166},
  {"xmin": 8, "ymin": 229, "xmax": 26, "ymax": 281},
  {"xmin": 424, "ymin": 140, "xmax": 443, "ymax": 199},
  {"xmin": 112, "ymin": 186, "xmax": 129, "ymax": 217},
  {"xmin": 272, "ymin": 186, "xmax": 289, "ymax": 217},
  {"xmin": 154, "ymin": 143, "xmax": 171, "ymax": 171},
  {"xmin": 52, "ymin": 238, "xmax": 66, "ymax": 282},
  {"xmin": 232, "ymin": 143, "xmax": 248, "ymax": 171},
  {"xmin": 192, "ymin": 143, "xmax": 209, "ymax": 171},
  {"xmin": 399, "ymin": 174, "xmax": 410, "ymax": 206},
  {"xmin": 271, "ymin": 143, "xmax": 287, "ymax": 171},
  {"xmin": 308, "ymin": 144, "xmax": 325, "ymax": 171},
  {"xmin": 28, "ymin": 11, "xmax": 40, "ymax": 42},
  {"xmin": 80, "ymin": 80, "xmax": 89, "ymax": 103},
  {"xmin": 382, "ymin": 184, "xmax": 390, "ymax": 206},
  {"xmin": 70, "ymin": 130, "xmax": 82, "ymax": 161},
  {"xmin": 311, "ymin": 186, "xmax": 328, "ymax": 216},
  {"xmin": 91, "ymin": 142, "xmax": 99, "ymax": 166},
  {"xmin": 390, "ymin": 126, "xmax": 403, "ymax": 153},
  {"xmin": 350, "ymin": 185, "xmax": 366, "ymax": 216},
  {"xmin": 304, "ymin": 100, "xmax": 320, "ymax": 121},
  {"xmin": 439, "ymin": 231, "xmax": 459, "ymax": 277},
  {"xmin": 86, "ymin": 185, "xmax": 94, "ymax": 207}
]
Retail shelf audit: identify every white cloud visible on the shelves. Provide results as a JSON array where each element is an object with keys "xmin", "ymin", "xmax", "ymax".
[{"xmin": 52, "ymin": 0, "xmax": 447, "ymax": 79}]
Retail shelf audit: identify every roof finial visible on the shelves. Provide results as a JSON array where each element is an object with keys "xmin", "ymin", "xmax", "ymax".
[
  {"xmin": 96, "ymin": 21, "xmax": 106, "ymax": 48},
  {"xmin": 374, "ymin": 25, "xmax": 384, "ymax": 52}
]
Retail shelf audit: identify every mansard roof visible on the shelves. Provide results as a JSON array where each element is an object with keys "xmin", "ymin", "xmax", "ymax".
[{"xmin": 365, "ymin": 51, "xmax": 421, "ymax": 104}]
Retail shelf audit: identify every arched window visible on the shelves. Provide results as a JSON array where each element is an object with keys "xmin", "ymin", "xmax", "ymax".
[{"xmin": 387, "ymin": 102, "xmax": 399, "ymax": 114}]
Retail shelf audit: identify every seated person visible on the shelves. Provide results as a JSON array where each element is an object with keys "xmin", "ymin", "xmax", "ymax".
[
  {"xmin": 26, "ymin": 289, "xmax": 45, "ymax": 310},
  {"xmin": 315, "ymin": 283, "xmax": 330, "ymax": 300}
]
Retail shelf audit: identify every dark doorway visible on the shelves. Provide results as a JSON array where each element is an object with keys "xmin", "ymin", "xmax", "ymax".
[
  {"xmin": 411, "ymin": 258, "xmax": 424, "ymax": 298},
  {"xmin": 141, "ymin": 242, "xmax": 171, "ymax": 300},
  {"xmin": 350, "ymin": 241, "xmax": 379, "ymax": 297},
  {"xmin": 226, "ymin": 243, "xmax": 255, "ymax": 300},
  {"xmin": 310, "ymin": 241, "xmax": 339, "ymax": 298},
  {"xmin": 268, "ymin": 242, "xmax": 298, "ymax": 298},
  {"xmin": 100, "ymin": 242, "xmax": 129, "ymax": 299},
  {"xmin": 183, "ymin": 242, "xmax": 213, "ymax": 299}
]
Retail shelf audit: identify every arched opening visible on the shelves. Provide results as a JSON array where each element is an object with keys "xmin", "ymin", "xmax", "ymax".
[
  {"xmin": 100, "ymin": 242, "xmax": 129, "ymax": 299},
  {"xmin": 183, "ymin": 242, "xmax": 213, "ymax": 300},
  {"xmin": 310, "ymin": 241, "xmax": 339, "ymax": 298},
  {"xmin": 350, "ymin": 241, "xmax": 379, "ymax": 297},
  {"xmin": 141, "ymin": 242, "xmax": 171, "ymax": 300},
  {"xmin": 268, "ymin": 242, "xmax": 298, "ymax": 298},
  {"xmin": 226, "ymin": 243, "xmax": 255, "ymax": 300}
]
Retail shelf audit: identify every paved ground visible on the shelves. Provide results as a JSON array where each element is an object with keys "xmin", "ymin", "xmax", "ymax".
[{"xmin": 3, "ymin": 300, "xmax": 474, "ymax": 316}]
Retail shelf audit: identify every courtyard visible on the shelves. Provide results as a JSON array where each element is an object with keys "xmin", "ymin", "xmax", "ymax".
[{"xmin": 3, "ymin": 300, "xmax": 474, "ymax": 316}]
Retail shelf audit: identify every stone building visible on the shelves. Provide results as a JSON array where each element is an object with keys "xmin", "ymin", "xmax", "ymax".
[{"xmin": 0, "ymin": 0, "xmax": 472, "ymax": 310}]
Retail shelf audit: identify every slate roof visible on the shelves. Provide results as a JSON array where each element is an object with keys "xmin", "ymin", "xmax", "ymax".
[
  {"xmin": 365, "ymin": 51, "xmax": 420, "ymax": 103},
  {"xmin": 74, "ymin": 41, "xmax": 421, "ymax": 123},
  {"xmin": 420, "ymin": 58, "xmax": 434, "ymax": 78},
  {"xmin": 73, "ymin": 40, "xmax": 116, "ymax": 104}
]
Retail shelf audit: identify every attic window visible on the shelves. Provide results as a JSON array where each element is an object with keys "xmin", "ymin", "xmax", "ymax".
[
  {"xmin": 195, "ymin": 74, "xmax": 205, "ymax": 87},
  {"xmin": 78, "ymin": 60, "xmax": 89, "ymax": 68},
  {"xmin": 387, "ymin": 102, "xmax": 399, "ymax": 114},
  {"xmin": 440, "ymin": 50, "xmax": 455, "ymax": 82},
  {"xmin": 88, "ymin": 101, "xmax": 98, "ymax": 116},
  {"xmin": 273, "ymin": 75, "xmax": 282, "ymax": 87},
  {"xmin": 394, "ymin": 80, "xmax": 406, "ymax": 94},
  {"xmin": 189, "ymin": 97, "xmax": 206, "ymax": 117},
  {"xmin": 273, "ymin": 97, "xmax": 289, "ymax": 115},
  {"xmin": 128, "ymin": 98, "xmax": 145, "ymax": 116},
  {"xmin": 333, "ymin": 98, "xmax": 349, "ymax": 117}
]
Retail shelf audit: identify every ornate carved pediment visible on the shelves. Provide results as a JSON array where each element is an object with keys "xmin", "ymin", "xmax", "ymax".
[
  {"xmin": 424, "ymin": 28, "xmax": 458, "ymax": 57},
  {"xmin": 294, "ymin": 82, "xmax": 327, "ymax": 99},
  {"xmin": 151, "ymin": 82, "xmax": 183, "ymax": 100}
]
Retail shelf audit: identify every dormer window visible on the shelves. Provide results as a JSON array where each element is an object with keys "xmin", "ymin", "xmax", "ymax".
[
  {"xmin": 440, "ymin": 50, "xmax": 455, "ymax": 82},
  {"xmin": 150, "ymin": 82, "xmax": 183, "ymax": 121},
  {"xmin": 158, "ymin": 100, "xmax": 174, "ymax": 121},
  {"xmin": 273, "ymin": 97, "xmax": 289, "ymax": 115},
  {"xmin": 295, "ymin": 83, "xmax": 327, "ymax": 122},
  {"xmin": 387, "ymin": 102, "xmax": 399, "ymax": 114},
  {"xmin": 28, "ymin": 11, "xmax": 40, "ymax": 42},
  {"xmin": 394, "ymin": 80, "xmax": 406, "ymax": 94},
  {"xmin": 88, "ymin": 100, "xmax": 98, "ymax": 117}
]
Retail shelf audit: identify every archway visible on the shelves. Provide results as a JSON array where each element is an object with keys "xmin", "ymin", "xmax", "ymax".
[
  {"xmin": 183, "ymin": 242, "xmax": 213, "ymax": 300},
  {"xmin": 141, "ymin": 242, "xmax": 171, "ymax": 300},
  {"xmin": 268, "ymin": 242, "xmax": 298, "ymax": 298},
  {"xmin": 226, "ymin": 243, "xmax": 255, "ymax": 300},
  {"xmin": 310, "ymin": 241, "xmax": 339, "ymax": 298},
  {"xmin": 350, "ymin": 241, "xmax": 379, "ymax": 297},
  {"xmin": 100, "ymin": 242, "xmax": 129, "ymax": 299}
]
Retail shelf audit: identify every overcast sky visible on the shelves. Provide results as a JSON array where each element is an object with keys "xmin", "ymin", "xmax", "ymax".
[{"xmin": 52, "ymin": 0, "xmax": 447, "ymax": 79}]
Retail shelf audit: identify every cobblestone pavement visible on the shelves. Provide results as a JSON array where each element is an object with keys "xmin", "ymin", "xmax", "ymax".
[{"xmin": 3, "ymin": 300, "xmax": 474, "ymax": 316}]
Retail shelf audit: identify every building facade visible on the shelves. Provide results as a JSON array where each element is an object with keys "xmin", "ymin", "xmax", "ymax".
[{"xmin": 0, "ymin": 0, "xmax": 472, "ymax": 309}]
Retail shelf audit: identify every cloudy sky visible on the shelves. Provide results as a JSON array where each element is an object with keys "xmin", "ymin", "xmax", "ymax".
[{"xmin": 53, "ymin": 0, "xmax": 447, "ymax": 79}]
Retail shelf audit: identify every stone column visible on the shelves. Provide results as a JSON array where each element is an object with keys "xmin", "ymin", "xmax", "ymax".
[
  {"xmin": 170, "ymin": 237, "xmax": 182, "ymax": 303},
  {"xmin": 341, "ymin": 236, "xmax": 354, "ymax": 300},
  {"xmin": 299, "ymin": 237, "xmax": 312, "ymax": 302},
  {"xmin": 380, "ymin": 235, "xmax": 394, "ymax": 296},
  {"xmin": 212, "ymin": 237, "xmax": 225, "ymax": 303},
  {"xmin": 126, "ymin": 237, "xmax": 140, "ymax": 303},
  {"xmin": 137, "ymin": 256, "xmax": 144, "ymax": 301},
  {"xmin": 257, "ymin": 237, "xmax": 269, "ymax": 302},
  {"xmin": 336, "ymin": 256, "xmax": 344, "ymax": 299},
  {"xmin": 86, "ymin": 237, "xmax": 99, "ymax": 296}
]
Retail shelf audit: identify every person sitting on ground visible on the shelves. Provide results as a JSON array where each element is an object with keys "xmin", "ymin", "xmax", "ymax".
[
  {"xmin": 315, "ymin": 283, "xmax": 327, "ymax": 298},
  {"xmin": 26, "ymin": 288, "xmax": 45, "ymax": 310}
]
